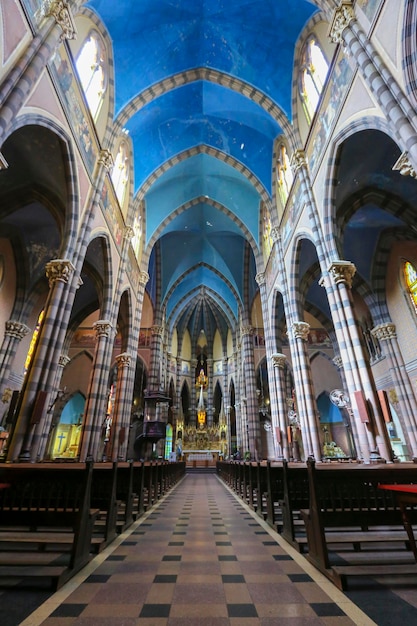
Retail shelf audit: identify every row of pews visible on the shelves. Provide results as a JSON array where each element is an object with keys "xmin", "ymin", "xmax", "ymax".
[
  {"xmin": 0, "ymin": 460, "xmax": 185, "ymax": 590},
  {"xmin": 217, "ymin": 459, "xmax": 417, "ymax": 590}
]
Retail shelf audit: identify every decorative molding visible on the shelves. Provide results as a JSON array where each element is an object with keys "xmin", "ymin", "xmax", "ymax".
[
  {"xmin": 328, "ymin": 260, "xmax": 356, "ymax": 287},
  {"xmin": 292, "ymin": 321, "xmax": 310, "ymax": 341},
  {"xmin": 5, "ymin": 320, "xmax": 30, "ymax": 340},
  {"xmin": 93, "ymin": 320, "xmax": 112, "ymax": 338},
  {"xmin": 329, "ymin": 1, "xmax": 355, "ymax": 45},
  {"xmin": 45, "ymin": 259, "xmax": 75, "ymax": 287},
  {"xmin": 392, "ymin": 152, "xmax": 417, "ymax": 179},
  {"xmin": 44, "ymin": 0, "xmax": 77, "ymax": 40},
  {"xmin": 371, "ymin": 322, "xmax": 396, "ymax": 341}
]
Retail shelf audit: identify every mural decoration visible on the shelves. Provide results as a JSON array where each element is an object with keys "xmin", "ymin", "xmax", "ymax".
[
  {"xmin": 50, "ymin": 50, "xmax": 97, "ymax": 174},
  {"xmin": 100, "ymin": 183, "xmax": 124, "ymax": 249},
  {"xmin": 308, "ymin": 54, "xmax": 353, "ymax": 175},
  {"xmin": 281, "ymin": 182, "xmax": 304, "ymax": 250}
]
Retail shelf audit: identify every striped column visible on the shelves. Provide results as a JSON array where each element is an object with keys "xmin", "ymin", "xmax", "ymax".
[
  {"xmin": 372, "ymin": 322, "xmax": 417, "ymax": 459},
  {"xmin": 240, "ymin": 325, "xmax": 261, "ymax": 460},
  {"xmin": 328, "ymin": 261, "xmax": 393, "ymax": 462},
  {"xmin": 255, "ymin": 271, "xmax": 279, "ymax": 448},
  {"xmin": 110, "ymin": 352, "xmax": 132, "ymax": 461},
  {"xmin": 271, "ymin": 353, "xmax": 290, "ymax": 460},
  {"xmin": 290, "ymin": 321, "xmax": 322, "ymax": 460},
  {"xmin": 40, "ymin": 353, "xmax": 71, "ymax": 460},
  {"xmin": 123, "ymin": 270, "xmax": 149, "ymax": 442},
  {"xmin": 148, "ymin": 325, "xmax": 164, "ymax": 397},
  {"xmin": 8, "ymin": 259, "xmax": 76, "ymax": 462},
  {"xmin": 79, "ymin": 320, "xmax": 113, "ymax": 461},
  {"xmin": 0, "ymin": 1, "xmax": 77, "ymax": 142},
  {"xmin": 206, "ymin": 358, "xmax": 213, "ymax": 426},
  {"xmin": 329, "ymin": 1, "xmax": 417, "ymax": 170},
  {"xmin": 0, "ymin": 320, "xmax": 30, "ymax": 396},
  {"xmin": 190, "ymin": 359, "xmax": 198, "ymax": 426}
]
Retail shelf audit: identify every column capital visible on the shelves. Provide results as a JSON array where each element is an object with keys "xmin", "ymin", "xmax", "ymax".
[
  {"xmin": 241, "ymin": 325, "xmax": 254, "ymax": 337},
  {"xmin": 392, "ymin": 152, "xmax": 417, "ymax": 179},
  {"xmin": 270, "ymin": 226, "xmax": 280, "ymax": 244},
  {"xmin": 44, "ymin": 0, "xmax": 77, "ymax": 40},
  {"xmin": 255, "ymin": 272, "xmax": 265, "ymax": 287},
  {"xmin": 332, "ymin": 354, "xmax": 343, "ymax": 370},
  {"xmin": 139, "ymin": 271, "xmax": 150, "ymax": 285},
  {"xmin": 5, "ymin": 320, "xmax": 31, "ymax": 339},
  {"xmin": 290, "ymin": 149, "xmax": 307, "ymax": 172},
  {"xmin": 45, "ymin": 259, "xmax": 75, "ymax": 287},
  {"xmin": 328, "ymin": 260, "xmax": 356, "ymax": 287},
  {"xmin": 98, "ymin": 149, "xmax": 114, "ymax": 171},
  {"xmin": 116, "ymin": 352, "xmax": 132, "ymax": 368},
  {"xmin": 371, "ymin": 322, "xmax": 396, "ymax": 341},
  {"xmin": 292, "ymin": 321, "xmax": 310, "ymax": 341},
  {"xmin": 271, "ymin": 352, "xmax": 286, "ymax": 368},
  {"xmin": 329, "ymin": 1, "xmax": 355, "ymax": 45},
  {"xmin": 93, "ymin": 320, "xmax": 112, "ymax": 338},
  {"xmin": 58, "ymin": 354, "xmax": 71, "ymax": 368},
  {"xmin": 151, "ymin": 325, "xmax": 164, "ymax": 337},
  {"xmin": 124, "ymin": 226, "xmax": 134, "ymax": 241}
]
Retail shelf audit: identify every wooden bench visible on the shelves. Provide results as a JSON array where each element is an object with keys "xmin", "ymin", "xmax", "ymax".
[
  {"xmin": 300, "ymin": 459, "xmax": 417, "ymax": 589},
  {"xmin": 0, "ymin": 461, "xmax": 98, "ymax": 589}
]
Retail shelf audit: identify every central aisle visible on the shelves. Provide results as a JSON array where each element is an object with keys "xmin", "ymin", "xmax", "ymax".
[{"xmin": 27, "ymin": 473, "xmax": 375, "ymax": 626}]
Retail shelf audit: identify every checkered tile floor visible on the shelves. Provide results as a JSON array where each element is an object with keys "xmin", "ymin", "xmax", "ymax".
[{"xmin": 18, "ymin": 474, "xmax": 388, "ymax": 625}]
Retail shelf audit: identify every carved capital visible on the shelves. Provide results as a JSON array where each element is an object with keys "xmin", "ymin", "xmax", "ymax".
[
  {"xmin": 124, "ymin": 226, "xmax": 134, "ymax": 241},
  {"xmin": 271, "ymin": 352, "xmax": 286, "ymax": 369},
  {"xmin": 151, "ymin": 325, "xmax": 164, "ymax": 337},
  {"xmin": 392, "ymin": 152, "xmax": 417, "ymax": 179},
  {"xmin": 332, "ymin": 355, "xmax": 343, "ymax": 369},
  {"xmin": 58, "ymin": 354, "xmax": 71, "ymax": 368},
  {"xmin": 139, "ymin": 271, "xmax": 149, "ymax": 285},
  {"xmin": 270, "ymin": 226, "xmax": 280, "ymax": 244},
  {"xmin": 292, "ymin": 321, "xmax": 310, "ymax": 341},
  {"xmin": 93, "ymin": 320, "xmax": 112, "ymax": 338},
  {"xmin": 255, "ymin": 272, "xmax": 265, "ymax": 287},
  {"xmin": 328, "ymin": 260, "xmax": 356, "ymax": 287},
  {"xmin": 329, "ymin": 1, "xmax": 355, "ymax": 45},
  {"xmin": 45, "ymin": 259, "xmax": 75, "ymax": 287},
  {"xmin": 290, "ymin": 149, "xmax": 307, "ymax": 172},
  {"xmin": 371, "ymin": 322, "xmax": 396, "ymax": 341},
  {"xmin": 241, "ymin": 325, "xmax": 254, "ymax": 337},
  {"xmin": 116, "ymin": 352, "xmax": 132, "ymax": 368},
  {"xmin": 44, "ymin": 0, "xmax": 77, "ymax": 40},
  {"xmin": 98, "ymin": 149, "xmax": 114, "ymax": 171},
  {"xmin": 5, "ymin": 320, "xmax": 30, "ymax": 340}
]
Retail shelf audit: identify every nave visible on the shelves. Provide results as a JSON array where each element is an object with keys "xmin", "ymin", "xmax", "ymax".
[{"xmin": 2, "ymin": 473, "xmax": 415, "ymax": 626}]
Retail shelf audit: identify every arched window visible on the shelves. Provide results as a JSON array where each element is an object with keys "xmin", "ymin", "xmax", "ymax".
[
  {"xmin": 404, "ymin": 260, "xmax": 417, "ymax": 313},
  {"xmin": 299, "ymin": 36, "xmax": 329, "ymax": 124},
  {"xmin": 262, "ymin": 204, "xmax": 273, "ymax": 262},
  {"xmin": 276, "ymin": 144, "xmax": 293, "ymax": 206},
  {"xmin": 111, "ymin": 142, "xmax": 129, "ymax": 207},
  {"xmin": 131, "ymin": 214, "xmax": 142, "ymax": 260},
  {"xmin": 76, "ymin": 30, "xmax": 107, "ymax": 121}
]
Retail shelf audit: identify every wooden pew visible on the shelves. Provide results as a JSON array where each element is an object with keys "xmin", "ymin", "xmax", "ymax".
[
  {"xmin": 91, "ymin": 462, "xmax": 119, "ymax": 550},
  {"xmin": 0, "ymin": 462, "xmax": 98, "ymax": 589},
  {"xmin": 300, "ymin": 459, "xmax": 417, "ymax": 589},
  {"xmin": 278, "ymin": 461, "xmax": 309, "ymax": 551}
]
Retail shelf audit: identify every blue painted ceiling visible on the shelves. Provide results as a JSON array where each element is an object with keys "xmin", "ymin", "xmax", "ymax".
[{"xmin": 86, "ymin": 0, "xmax": 317, "ymax": 337}]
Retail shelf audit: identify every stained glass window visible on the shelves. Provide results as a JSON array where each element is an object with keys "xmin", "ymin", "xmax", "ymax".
[
  {"xmin": 277, "ymin": 144, "xmax": 293, "ymax": 206},
  {"xmin": 111, "ymin": 142, "xmax": 129, "ymax": 207},
  {"xmin": 299, "ymin": 37, "xmax": 329, "ymax": 124},
  {"xmin": 404, "ymin": 260, "xmax": 417, "ymax": 312},
  {"xmin": 76, "ymin": 30, "xmax": 107, "ymax": 121}
]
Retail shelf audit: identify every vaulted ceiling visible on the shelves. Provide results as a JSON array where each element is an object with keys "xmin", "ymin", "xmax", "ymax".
[{"xmin": 86, "ymin": 0, "xmax": 319, "ymax": 341}]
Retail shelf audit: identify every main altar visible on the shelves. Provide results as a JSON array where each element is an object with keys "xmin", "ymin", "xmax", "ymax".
[{"xmin": 175, "ymin": 368, "xmax": 228, "ymax": 461}]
